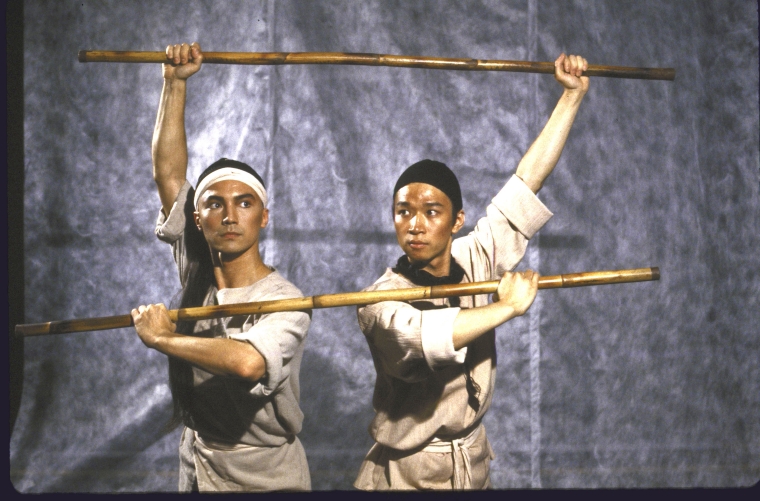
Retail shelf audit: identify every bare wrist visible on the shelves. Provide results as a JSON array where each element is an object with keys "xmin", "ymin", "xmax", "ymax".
[
  {"xmin": 163, "ymin": 77, "xmax": 188, "ymax": 91},
  {"xmin": 152, "ymin": 330, "xmax": 179, "ymax": 353},
  {"xmin": 561, "ymin": 87, "xmax": 586, "ymax": 104},
  {"xmin": 491, "ymin": 300, "xmax": 517, "ymax": 324}
]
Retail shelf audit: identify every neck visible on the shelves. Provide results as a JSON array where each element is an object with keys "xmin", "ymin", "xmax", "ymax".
[
  {"xmin": 415, "ymin": 237, "xmax": 454, "ymax": 277},
  {"xmin": 211, "ymin": 246, "xmax": 271, "ymax": 289},
  {"xmin": 415, "ymin": 250, "xmax": 452, "ymax": 277}
]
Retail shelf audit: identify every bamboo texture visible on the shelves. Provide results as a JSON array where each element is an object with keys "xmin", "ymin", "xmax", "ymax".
[
  {"xmin": 16, "ymin": 267, "xmax": 659, "ymax": 337},
  {"xmin": 78, "ymin": 50, "xmax": 675, "ymax": 81}
]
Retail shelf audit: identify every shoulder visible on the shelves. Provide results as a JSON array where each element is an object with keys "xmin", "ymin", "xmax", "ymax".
[
  {"xmin": 357, "ymin": 269, "xmax": 416, "ymax": 325},
  {"xmin": 259, "ymin": 270, "xmax": 305, "ymax": 300},
  {"xmin": 362, "ymin": 268, "xmax": 413, "ymax": 292}
]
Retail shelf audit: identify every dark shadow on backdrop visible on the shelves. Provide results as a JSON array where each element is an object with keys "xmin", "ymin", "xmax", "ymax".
[
  {"xmin": 8, "ymin": 361, "xmax": 55, "ymax": 486},
  {"xmin": 298, "ymin": 347, "xmax": 375, "ymax": 490},
  {"xmin": 8, "ymin": 0, "xmax": 25, "ymax": 437},
  {"xmin": 42, "ymin": 402, "xmax": 176, "ymax": 492}
]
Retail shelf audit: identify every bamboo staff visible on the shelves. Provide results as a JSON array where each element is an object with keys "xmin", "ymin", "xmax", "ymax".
[
  {"xmin": 16, "ymin": 267, "xmax": 659, "ymax": 337},
  {"xmin": 78, "ymin": 50, "xmax": 675, "ymax": 81}
]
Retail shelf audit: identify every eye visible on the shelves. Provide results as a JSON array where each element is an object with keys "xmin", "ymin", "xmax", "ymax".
[
  {"xmin": 427, "ymin": 209, "xmax": 439, "ymax": 216},
  {"xmin": 396, "ymin": 209, "xmax": 409, "ymax": 217}
]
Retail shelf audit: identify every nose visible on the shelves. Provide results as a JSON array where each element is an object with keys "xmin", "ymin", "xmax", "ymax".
[
  {"xmin": 409, "ymin": 214, "xmax": 423, "ymax": 234},
  {"xmin": 222, "ymin": 205, "xmax": 238, "ymax": 225}
]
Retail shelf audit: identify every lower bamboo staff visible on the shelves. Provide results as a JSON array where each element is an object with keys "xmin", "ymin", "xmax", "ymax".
[
  {"xmin": 16, "ymin": 267, "xmax": 659, "ymax": 338},
  {"xmin": 77, "ymin": 50, "xmax": 675, "ymax": 81}
]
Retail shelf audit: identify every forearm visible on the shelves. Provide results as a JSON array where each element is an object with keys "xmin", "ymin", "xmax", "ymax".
[
  {"xmin": 153, "ymin": 331, "xmax": 267, "ymax": 382},
  {"xmin": 515, "ymin": 88, "xmax": 586, "ymax": 193},
  {"xmin": 452, "ymin": 270, "xmax": 539, "ymax": 350},
  {"xmin": 452, "ymin": 302, "xmax": 518, "ymax": 350},
  {"xmin": 152, "ymin": 78, "xmax": 189, "ymax": 214}
]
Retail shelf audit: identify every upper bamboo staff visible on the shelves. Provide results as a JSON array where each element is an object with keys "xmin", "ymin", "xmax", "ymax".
[
  {"xmin": 78, "ymin": 50, "xmax": 675, "ymax": 81},
  {"xmin": 15, "ymin": 267, "xmax": 659, "ymax": 337}
]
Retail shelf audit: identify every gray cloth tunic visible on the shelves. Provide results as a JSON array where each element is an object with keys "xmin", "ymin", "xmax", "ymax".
[
  {"xmin": 354, "ymin": 175, "xmax": 552, "ymax": 490},
  {"xmin": 156, "ymin": 181, "xmax": 311, "ymax": 491}
]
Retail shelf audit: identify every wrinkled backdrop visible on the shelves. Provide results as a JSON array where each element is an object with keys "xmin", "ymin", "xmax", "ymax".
[{"xmin": 9, "ymin": 0, "xmax": 759, "ymax": 492}]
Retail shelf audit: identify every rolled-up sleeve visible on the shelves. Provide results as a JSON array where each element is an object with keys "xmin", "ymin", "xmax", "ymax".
[
  {"xmin": 454, "ymin": 174, "xmax": 554, "ymax": 281},
  {"xmin": 230, "ymin": 309, "xmax": 310, "ymax": 397},
  {"xmin": 154, "ymin": 181, "xmax": 193, "ymax": 285},
  {"xmin": 491, "ymin": 175, "xmax": 553, "ymax": 240},
  {"xmin": 155, "ymin": 181, "xmax": 193, "ymax": 244},
  {"xmin": 359, "ymin": 300, "xmax": 466, "ymax": 382},
  {"xmin": 420, "ymin": 307, "xmax": 467, "ymax": 369},
  {"xmin": 217, "ymin": 279, "xmax": 311, "ymax": 398}
]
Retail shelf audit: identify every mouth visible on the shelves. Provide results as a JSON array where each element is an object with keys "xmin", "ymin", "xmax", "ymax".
[
  {"xmin": 407, "ymin": 240, "xmax": 427, "ymax": 250},
  {"xmin": 221, "ymin": 232, "xmax": 242, "ymax": 239}
]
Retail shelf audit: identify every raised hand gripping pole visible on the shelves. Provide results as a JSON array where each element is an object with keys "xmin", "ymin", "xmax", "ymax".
[
  {"xmin": 78, "ymin": 50, "xmax": 675, "ymax": 81},
  {"xmin": 16, "ymin": 267, "xmax": 659, "ymax": 337}
]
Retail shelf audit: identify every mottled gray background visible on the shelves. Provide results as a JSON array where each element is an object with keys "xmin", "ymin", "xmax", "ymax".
[{"xmin": 8, "ymin": 0, "xmax": 759, "ymax": 492}]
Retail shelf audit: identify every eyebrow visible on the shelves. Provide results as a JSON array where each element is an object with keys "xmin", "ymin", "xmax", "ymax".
[
  {"xmin": 204, "ymin": 193, "xmax": 258, "ymax": 203},
  {"xmin": 395, "ymin": 201, "xmax": 445, "ymax": 207}
]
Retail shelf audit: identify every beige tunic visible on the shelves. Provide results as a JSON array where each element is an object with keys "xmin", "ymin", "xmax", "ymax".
[
  {"xmin": 156, "ymin": 182, "xmax": 311, "ymax": 492},
  {"xmin": 354, "ymin": 175, "xmax": 552, "ymax": 490}
]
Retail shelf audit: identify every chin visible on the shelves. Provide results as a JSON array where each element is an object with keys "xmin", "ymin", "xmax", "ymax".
[
  {"xmin": 404, "ymin": 252, "xmax": 431, "ymax": 267},
  {"xmin": 212, "ymin": 241, "xmax": 250, "ymax": 256}
]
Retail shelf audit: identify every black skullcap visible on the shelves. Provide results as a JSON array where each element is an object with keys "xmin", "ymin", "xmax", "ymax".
[
  {"xmin": 393, "ymin": 159, "xmax": 463, "ymax": 214},
  {"xmin": 196, "ymin": 158, "xmax": 265, "ymax": 190}
]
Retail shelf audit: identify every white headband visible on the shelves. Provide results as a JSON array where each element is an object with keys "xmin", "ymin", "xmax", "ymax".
[{"xmin": 193, "ymin": 167, "xmax": 268, "ymax": 209}]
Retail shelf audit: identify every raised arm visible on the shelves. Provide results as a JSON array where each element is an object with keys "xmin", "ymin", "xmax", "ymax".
[
  {"xmin": 153, "ymin": 42, "xmax": 204, "ymax": 214},
  {"xmin": 515, "ymin": 53, "xmax": 589, "ymax": 193}
]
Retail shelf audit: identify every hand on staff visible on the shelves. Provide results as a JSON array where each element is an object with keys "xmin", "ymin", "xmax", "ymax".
[
  {"xmin": 163, "ymin": 42, "xmax": 203, "ymax": 81},
  {"xmin": 492, "ymin": 270, "xmax": 539, "ymax": 317},
  {"xmin": 452, "ymin": 269, "xmax": 539, "ymax": 350},
  {"xmin": 131, "ymin": 303, "xmax": 178, "ymax": 349},
  {"xmin": 554, "ymin": 53, "xmax": 589, "ymax": 94}
]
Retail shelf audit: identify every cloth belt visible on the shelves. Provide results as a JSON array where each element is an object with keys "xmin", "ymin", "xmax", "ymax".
[
  {"xmin": 421, "ymin": 423, "xmax": 482, "ymax": 490},
  {"xmin": 194, "ymin": 431, "xmax": 250, "ymax": 451}
]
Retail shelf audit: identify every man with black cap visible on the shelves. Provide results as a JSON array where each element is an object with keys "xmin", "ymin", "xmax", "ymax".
[
  {"xmin": 130, "ymin": 42, "xmax": 311, "ymax": 492},
  {"xmin": 354, "ymin": 53, "xmax": 589, "ymax": 490}
]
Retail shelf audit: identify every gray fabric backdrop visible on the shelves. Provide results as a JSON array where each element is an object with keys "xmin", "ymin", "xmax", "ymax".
[{"xmin": 9, "ymin": 0, "xmax": 759, "ymax": 492}]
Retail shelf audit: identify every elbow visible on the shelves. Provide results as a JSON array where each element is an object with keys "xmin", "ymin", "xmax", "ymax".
[
  {"xmin": 151, "ymin": 169, "xmax": 167, "ymax": 187},
  {"xmin": 151, "ymin": 167, "xmax": 162, "ymax": 184},
  {"xmin": 236, "ymin": 356, "xmax": 266, "ymax": 383},
  {"xmin": 152, "ymin": 169, "xmax": 178, "ymax": 186}
]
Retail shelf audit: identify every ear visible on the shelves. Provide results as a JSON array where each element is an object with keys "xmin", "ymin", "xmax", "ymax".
[
  {"xmin": 451, "ymin": 210, "xmax": 465, "ymax": 235},
  {"xmin": 260, "ymin": 208, "xmax": 269, "ymax": 229},
  {"xmin": 193, "ymin": 211, "xmax": 202, "ymax": 231}
]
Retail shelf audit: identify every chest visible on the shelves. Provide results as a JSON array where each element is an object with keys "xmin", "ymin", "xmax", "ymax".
[{"xmin": 193, "ymin": 288, "xmax": 264, "ymax": 338}]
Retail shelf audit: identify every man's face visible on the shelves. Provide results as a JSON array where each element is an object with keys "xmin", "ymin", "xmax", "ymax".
[
  {"xmin": 394, "ymin": 182, "xmax": 465, "ymax": 276},
  {"xmin": 194, "ymin": 180, "xmax": 269, "ymax": 259}
]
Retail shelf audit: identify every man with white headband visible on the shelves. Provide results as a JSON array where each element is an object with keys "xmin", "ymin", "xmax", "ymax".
[
  {"xmin": 130, "ymin": 42, "xmax": 311, "ymax": 492},
  {"xmin": 193, "ymin": 162, "xmax": 269, "ymax": 210},
  {"xmin": 354, "ymin": 53, "xmax": 590, "ymax": 490}
]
